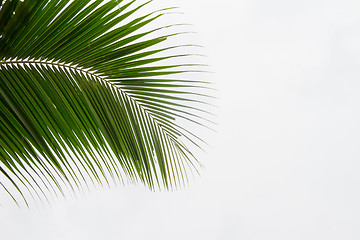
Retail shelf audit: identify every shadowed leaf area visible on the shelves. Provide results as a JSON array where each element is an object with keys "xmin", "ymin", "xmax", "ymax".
[{"xmin": 0, "ymin": 0, "xmax": 213, "ymax": 206}]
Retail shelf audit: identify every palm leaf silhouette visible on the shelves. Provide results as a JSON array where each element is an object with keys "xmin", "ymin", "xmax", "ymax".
[{"xmin": 0, "ymin": 0, "xmax": 213, "ymax": 206}]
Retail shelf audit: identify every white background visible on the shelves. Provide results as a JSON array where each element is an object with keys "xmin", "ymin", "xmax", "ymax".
[{"xmin": 2, "ymin": 0, "xmax": 360, "ymax": 239}]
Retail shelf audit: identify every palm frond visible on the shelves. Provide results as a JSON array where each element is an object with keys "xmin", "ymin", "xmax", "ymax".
[{"xmin": 0, "ymin": 0, "xmax": 213, "ymax": 206}]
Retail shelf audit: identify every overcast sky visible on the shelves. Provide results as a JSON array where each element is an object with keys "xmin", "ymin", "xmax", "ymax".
[{"xmin": 2, "ymin": 0, "xmax": 360, "ymax": 239}]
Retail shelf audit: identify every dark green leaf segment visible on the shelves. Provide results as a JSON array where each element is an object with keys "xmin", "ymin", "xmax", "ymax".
[{"xmin": 0, "ymin": 0, "xmax": 212, "ymax": 206}]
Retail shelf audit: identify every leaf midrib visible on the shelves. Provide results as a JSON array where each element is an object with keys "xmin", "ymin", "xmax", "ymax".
[{"xmin": 0, "ymin": 58, "xmax": 153, "ymax": 118}]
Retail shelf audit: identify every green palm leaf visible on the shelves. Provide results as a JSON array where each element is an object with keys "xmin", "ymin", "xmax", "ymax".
[{"xmin": 0, "ymin": 0, "xmax": 213, "ymax": 206}]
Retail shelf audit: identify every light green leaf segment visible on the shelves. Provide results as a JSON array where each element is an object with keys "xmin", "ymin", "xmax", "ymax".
[{"xmin": 0, "ymin": 0, "xmax": 213, "ymax": 206}]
